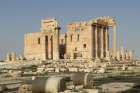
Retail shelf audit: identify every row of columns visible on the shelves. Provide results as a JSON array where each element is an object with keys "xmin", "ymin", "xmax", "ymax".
[
  {"xmin": 94, "ymin": 25, "xmax": 117, "ymax": 59},
  {"xmin": 42, "ymin": 28, "xmax": 59, "ymax": 60}
]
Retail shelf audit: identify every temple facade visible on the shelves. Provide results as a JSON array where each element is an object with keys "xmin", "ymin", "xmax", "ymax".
[{"xmin": 24, "ymin": 16, "xmax": 133, "ymax": 61}]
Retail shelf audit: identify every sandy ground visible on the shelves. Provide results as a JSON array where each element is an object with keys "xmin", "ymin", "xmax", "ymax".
[{"xmin": 101, "ymin": 82, "xmax": 135, "ymax": 92}]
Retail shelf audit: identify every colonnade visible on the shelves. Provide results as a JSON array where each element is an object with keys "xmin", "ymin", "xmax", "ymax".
[{"xmin": 93, "ymin": 25, "xmax": 117, "ymax": 59}]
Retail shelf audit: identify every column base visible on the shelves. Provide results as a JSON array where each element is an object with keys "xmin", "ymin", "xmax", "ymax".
[
  {"xmin": 101, "ymin": 53, "xmax": 104, "ymax": 59},
  {"xmin": 95, "ymin": 57, "xmax": 100, "ymax": 61},
  {"xmin": 105, "ymin": 57, "xmax": 110, "ymax": 61}
]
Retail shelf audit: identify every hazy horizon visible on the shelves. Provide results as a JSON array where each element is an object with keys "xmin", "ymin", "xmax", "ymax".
[{"xmin": 0, "ymin": 0, "xmax": 140, "ymax": 60}]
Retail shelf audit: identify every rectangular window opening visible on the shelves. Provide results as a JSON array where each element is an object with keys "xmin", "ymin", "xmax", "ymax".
[
  {"xmin": 38, "ymin": 38, "xmax": 41, "ymax": 44},
  {"xmin": 77, "ymin": 34, "xmax": 80, "ymax": 41}
]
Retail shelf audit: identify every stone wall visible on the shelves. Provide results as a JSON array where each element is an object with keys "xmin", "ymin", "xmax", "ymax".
[{"xmin": 24, "ymin": 32, "xmax": 43, "ymax": 60}]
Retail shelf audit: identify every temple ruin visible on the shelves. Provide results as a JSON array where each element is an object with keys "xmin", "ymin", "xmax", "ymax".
[{"xmin": 24, "ymin": 16, "xmax": 133, "ymax": 61}]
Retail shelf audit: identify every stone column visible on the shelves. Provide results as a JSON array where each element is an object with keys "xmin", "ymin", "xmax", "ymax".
[
  {"xmin": 89, "ymin": 25, "xmax": 94, "ymax": 58},
  {"xmin": 105, "ymin": 27, "xmax": 109, "ymax": 59},
  {"xmin": 100, "ymin": 26, "xmax": 104, "ymax": 58},
  {"xmin": 48, "ymin": 35, "xmax": 52, "ymax": 59},
  {"xmin": 125, "ymin": 50, "xmax": 129, "ymax": 60},
  {"xmin": 121, "ymin": 47, "xmax": 125, "ymax": 61},
  {"xmin": 129, "ymin": 50, "xmax": 133, "ymax": 60},
  {"xmin": 113, "ymin": 25, "xmax": 117, "ymax": 58},
  {"xmin": 95, "ymin": 25, "xmax": 98, "ymax": 58},
  {"xmin": 117, "ymin": 51, "xmax": 120, "ymax": 61},
  {"xmin": 11, "ymin": 52, "xmax": 16, "ymax": 61},
  {"xmin": 41, "ymin": 36, "xmax": 46, "ymax": 60},
  {"xmin": 6, "ymin": 53, "xmax": 11, "ymax": 61},
  {"xmin": 64, "ymin": 34, "xmax": 67, "ymax": 53},
  {"xmin": 53, "ymin": 28, "xmax": 59, "ymax": 60},
  {"xmin": 64, "ymin": 34, "xmax": 67, "ymax": 59}
]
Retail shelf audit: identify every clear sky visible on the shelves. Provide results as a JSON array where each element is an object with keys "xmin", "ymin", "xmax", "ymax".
[{"xmin": 0, "ymin": 0, "xmax": 140, "ymax": 60}]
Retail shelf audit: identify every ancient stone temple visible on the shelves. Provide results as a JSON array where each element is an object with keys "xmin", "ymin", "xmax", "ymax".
[{"xmin": 24, "ymin": 16, "xmax": 133, "ymax": 60}]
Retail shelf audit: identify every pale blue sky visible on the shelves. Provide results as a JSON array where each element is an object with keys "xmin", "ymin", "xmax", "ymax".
[{"xmin": 0, "ymin": 0, "xmax": 140, "ymax": 59}]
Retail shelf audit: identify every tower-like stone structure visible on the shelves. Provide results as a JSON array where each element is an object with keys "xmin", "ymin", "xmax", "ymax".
[
  {"xmin": 24, "ymin": 18, "xmax": 60, "ymax": 60},
  {"xmin": 41, "ymin": 18, "xmax": 60, "ymax": 60}
]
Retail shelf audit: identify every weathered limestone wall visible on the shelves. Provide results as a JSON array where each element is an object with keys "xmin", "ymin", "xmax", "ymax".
[
  {"xmin": 65, "ymin": 22, "xmax": 93, "ymax": 59},
  {"xmin": 24, "ymin": 32, "xmax": 43, "ymax": 60}
]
